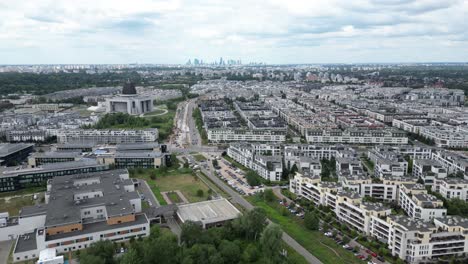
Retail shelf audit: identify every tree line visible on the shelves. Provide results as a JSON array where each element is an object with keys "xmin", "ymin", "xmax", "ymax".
[{"xmin": 78, "ymin": 208, "xmax": 304, "ymax": 264}]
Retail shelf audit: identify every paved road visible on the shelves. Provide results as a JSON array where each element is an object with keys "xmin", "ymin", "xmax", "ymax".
[
  {"xmin": 138, "ymin": 179, "xmax": 160, "ymax": 207},
  {"xmin": 199, "ymin": 158, "xmax": 322, "ymax": 264},
  {"xmin": 0, "ymin": 240, "xmax": 13, "ymax": 264}
]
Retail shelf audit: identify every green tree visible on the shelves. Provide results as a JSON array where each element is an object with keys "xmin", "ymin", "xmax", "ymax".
[
  {"xmin": 263, "ymin": 189, "xmax": 275, "ymax": 202},
  {"xmin": 304, "ymin": 211, "xmax": 319, "ymax": 231},
  {"xmin": 119, "ymin": 248, "xmax": 140, "ymax": 264},
  {"xmin": 219, "ymin": 240, "xmax": 241, "ymax": 264},
  {"xmin": 246, "ymin": 170, "xmax": 262, "ymax": 186},
  {"xmin": 260, "ymin": 224, "xmax": 284, "ymax": 264},
  {"xmin": 79, "ymin": 240, "xmax": 115, "ymax": 264},
  {"xmin": 196, "ymin": 189, "xmax": 204, "ymax": 197},
  {"xmin": 241, "ymin": 244, "xmax": 260, "ymax": 263},
  {"xmin": 181, "ymin": 221, "xmax": 203, "ymax": 247}
]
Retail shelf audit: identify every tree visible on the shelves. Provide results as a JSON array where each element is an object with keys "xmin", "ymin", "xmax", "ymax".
[
  {"xmin": 246, "ymin": 171, "xmax": 262, "ymax": 186},
  {"xmin": 263, "ymin": 189, "xmax": 275, "ymax": 202},
  {"xmin": 219, "ymin": 240, "xmax": 241, "ymax": 264},
  {"xmin": 119, "ymin": 248, "xmax": 140, "ymax": 264},
  {"xmin": 241, "ymin": 244, "xmax": 260, "ymax": 263},
  {"xmin": 181, "ymin": 221, "xmax": 203, "ymax": 247},
  {"xmin": 260, "ymin": 224, "xmax": 284, "ymax": 264},
  {"xmin": 196, "ymin": 189, "xmax": 204, "ymax": 197},
  {"xmin": 79, "ymin": 240, "xmax": 115, "ymax": 264},
  {"xmin": 304, "ymin": 211, "xmax": 319, "ymax": 231},
  {"xmin": 232, "ymin": 207, "xmax": 267, "ymax": 240}
]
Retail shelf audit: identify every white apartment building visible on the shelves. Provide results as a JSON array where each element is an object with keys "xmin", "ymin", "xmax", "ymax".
[
  {"xmin": 380, "ymin": 215, "xmax": 468, "ymax": 263},
  {"xmin": 56, "ymin": 129, "xmax": 159, "ymax": 144},
  {"xmin": 398, "ymin": 184, "xmax": 447, "ymax": 221},
  {"xmin": 419, "ymin": 126, "xmax": 468, "ymax": 148},
  {"xmin": 227, "ymin": 144, "xmax": 283, "ymax": 181},
  {"xmin": 432, "ymin": 178, "xmax": 468, "ymax": 201},
  {"xmin": 306, "ymin": 128, "xmax": 408, "ymax": 145},
  {"xmin": 207, "ymin": 129, "xmax": 286, "ymax": 143},
  {"xmin": 431, "ymin": 150, "xmax": 468, "ymax": 175},
  {"xmin": 412, "ymin": 159, "xmax": 447, "ymax": 185}
]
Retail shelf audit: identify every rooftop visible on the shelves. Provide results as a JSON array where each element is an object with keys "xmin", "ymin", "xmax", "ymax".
[{"xmin": 177, "ymin": 198, "xmax": 241, "ymax": 225}]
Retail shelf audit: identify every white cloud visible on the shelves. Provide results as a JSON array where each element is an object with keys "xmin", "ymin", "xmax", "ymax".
[{"xmin": 0, "ymin": 0, "xmax": 467, "ymax": 63}]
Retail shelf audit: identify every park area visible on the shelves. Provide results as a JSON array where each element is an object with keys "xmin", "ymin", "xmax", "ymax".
[
  {"xmin": 130, "ymin": 167, "xmax": 211, "ymax": 205},
  {"xmin": 246, "ymin": 195, "xmax": 365, "ymax": 264}
]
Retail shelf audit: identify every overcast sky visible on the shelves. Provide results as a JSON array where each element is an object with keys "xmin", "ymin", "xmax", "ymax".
[{"xmin": 1, "ymin": 0, "xmax": 467, "ymax": 64}]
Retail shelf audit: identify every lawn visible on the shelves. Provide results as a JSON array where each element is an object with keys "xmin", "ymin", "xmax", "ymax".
[
  {"xmin": 192, "ymin": 154, "xmax": 206, "ymax": 162},
  {"xmin": 0, "ymin": 186, "xmax": 46, "ymax": 198},
  {"xmin": 0, "ymin": 196, "xmax": 35, "ymax": 216},
  {"xmin": 131, "ymin": 168, "xmax": 210, "ymax": 203},
  {"xmin": 247, "ymin": 197, "xmax": 365, "ymax": 264},
  {"xmin": 167, "ymin": 192, "xmax": 183, "ymax": 203}
]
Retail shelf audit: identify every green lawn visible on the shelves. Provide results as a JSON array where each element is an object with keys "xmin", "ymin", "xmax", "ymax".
[
  {"xmin": 131, "ymin": 168, "xmax": 210, "ymax": 203},
  {"xmin": 247, "ymin": 197, "xmax": 365, "ymax": 264},
  {"xmin": 0, "ymin": 186, "xmax": 46, "ymax": 198},
  {"xmin": 0, "ymin": 196, "xmax": 35, "ymax": 216},
  {"xmin": 192, "ymin": 154, "xmax": 206, "ymax": 162},
  {"xmin": 167, "ymin": 192, "xmax": 183, "ymax": 203}
]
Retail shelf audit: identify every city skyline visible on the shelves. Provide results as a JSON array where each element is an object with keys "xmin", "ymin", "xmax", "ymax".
[{"xmin": 1, "ymin": 0, "xmax": 468, "ymax": 64}]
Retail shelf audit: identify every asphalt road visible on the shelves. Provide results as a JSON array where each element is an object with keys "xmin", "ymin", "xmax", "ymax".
[
  {"xmin": 137, "ymin": 179, "xmax": 160, "ymax": 207},
  {"xmin": 0, "ymin": 240, "xmax": 13, "ymax": 264},
  {"xmin": 199, "ymin": 158, "xmax": 323, "ymax": 264}
]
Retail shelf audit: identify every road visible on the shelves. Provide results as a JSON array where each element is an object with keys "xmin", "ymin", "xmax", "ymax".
[
  {"xmin": 0, "ymin": 240, "xmax": 13, "ymax": 264},
  {"xmin": 197, "ymin": 156, "xmax": 323, "ymax": 264},
  {"xmin": 172, "ymin": 99, "xmax": 202, "ymax": 147},
  {"xmin": 137, "ymin": 179, "xmax": 160, "ymax": 207}
]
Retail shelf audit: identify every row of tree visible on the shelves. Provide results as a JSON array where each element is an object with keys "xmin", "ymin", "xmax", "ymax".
[{"xmin": 79, "ymin": 208, "xmax": 301, "ymax": 264}]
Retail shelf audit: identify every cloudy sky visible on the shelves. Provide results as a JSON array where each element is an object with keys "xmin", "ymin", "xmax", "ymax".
[{"xmin": 1, "ymin": 0, "xmax": 467, "ymax": 64}]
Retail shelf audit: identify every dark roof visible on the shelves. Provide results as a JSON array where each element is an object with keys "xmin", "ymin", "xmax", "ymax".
[{"xmin": 122, "ymin": 81, "xmax": 137, "ymax": 95}]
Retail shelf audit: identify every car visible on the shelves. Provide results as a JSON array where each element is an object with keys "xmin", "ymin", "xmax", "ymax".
[
  {"xmin": 357, "ymin": 255, "xmax": 365, "ymax": 259},
  {"xmin": 140, "ymin": 194, "xmax": 146, "ymax": 200},
  {"xmin": 120, "ymin": 247, "xmax": 125, "ymax": 253},
  {"xmin": 377, "ymin": 256, "xmax": 385, "ymax": 262},
  {"xmin": 324, "ymin": 232, "xmax": 332, "ymax": 237}
]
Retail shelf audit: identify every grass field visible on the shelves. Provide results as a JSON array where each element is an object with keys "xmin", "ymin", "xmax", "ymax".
[
  {"xmin": 192, "ymin": 153, "xmax": 206, "ymax": 162},
  {"xmin": 0, "ymin": 186, "xmax": 46, "ymax": 198},
  {"xmin": 0, "ymin": 196, "xmax": 35, "ymax": 216},
  {"xmin": 247, "ymin": 196, "xmax": 365, "ymax": 264},
  {"xmin": 131, "ymin": 168, "xmax": 210, "ymax": 203},
  {"xmin": 167, "ymin": 192, "xmax": 183, "ymax": 203}
]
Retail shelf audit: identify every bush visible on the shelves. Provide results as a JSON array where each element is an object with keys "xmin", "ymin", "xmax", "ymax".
[
  {"xmin": 263, "ymin": 189, "xmax": 275, "ymax": 202},
  {"xmin": 196, "ymin": 189, "xmax": 204, "ymax": 197}
]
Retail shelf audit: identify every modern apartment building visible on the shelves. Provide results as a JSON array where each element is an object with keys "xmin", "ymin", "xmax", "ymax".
[
  {"xmin": 207, "ymin": 128, "xmax": 286, "ymax": 143},
  {"xmin": 306, "ymin": 128, "xmax": 408, "ymax": 144},
  {"xmin": 398, "ymin": 184, "xmax": 447, "ymax": 221},
  {"xmin": 56, "ymin": 129, "xmax": 159, "ymax": 144},
  {"xmin": 412, "ymin": 159, "xmax": 447, "ymax": 185},
  {"xmin": 432, "ymin": 178, "xmax": 468, "ymax": 201}
]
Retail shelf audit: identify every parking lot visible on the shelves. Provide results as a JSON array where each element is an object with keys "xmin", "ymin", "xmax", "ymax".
[{"xmin": 217, "ymin": 158, "xmax": 263, "ymax": 196}]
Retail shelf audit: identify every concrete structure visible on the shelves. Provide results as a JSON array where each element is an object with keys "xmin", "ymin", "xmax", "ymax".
[
  {"xmin": 176, "ymin": 198, "xmax": 240, "ymax": 228},
  {"xmin": 0, "ymin": 143, "xmax": 34, "ymax": 166},
  {"xmin": 105, "ymin": 81, "xmax": 153, "ymax": 115}
]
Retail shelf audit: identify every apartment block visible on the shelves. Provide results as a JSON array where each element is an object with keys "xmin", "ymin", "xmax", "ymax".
[{"xmin": 398, "ymin": 184, "xmax": 447, "ymax": 221}]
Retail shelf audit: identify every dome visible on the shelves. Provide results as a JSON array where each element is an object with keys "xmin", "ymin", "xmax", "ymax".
[{"xmin": 122, "ymin": 81, "xmax": 137, "ymax": 95}]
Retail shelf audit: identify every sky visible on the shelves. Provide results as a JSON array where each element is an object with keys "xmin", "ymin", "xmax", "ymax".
[{"xmin": 0, "ymin": 0, "xmax": 468, "ymax": 64}]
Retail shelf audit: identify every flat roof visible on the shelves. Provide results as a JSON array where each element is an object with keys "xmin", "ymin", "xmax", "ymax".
[
  {"xmin": 0, "ymin": 143, "xmax": 34, "ymax": 158},
  {"xmin": 46, "ymin": 213, "xmax": 148, "ymax": 241},
  {"xmin": 177, "ymin": 198, "xmax": 240, "ymax": 225},
  {"xmin": 14, "ymin": 230, "xmax": 37, "ymax": 253}
]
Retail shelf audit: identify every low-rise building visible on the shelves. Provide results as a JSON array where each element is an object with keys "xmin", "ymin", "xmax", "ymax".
[
  {"xmin": 11, "ymin": 170, "xmax": 150, "ymax": 262},
  {"xmin": 176, "ymin": 198, "xmax": 241, "ymax": 229},
  {"xmin": 0, "ymin": 143, "xmax": 34, "ymax": 166},
  {"xmin": 412, "ymin": 159, "xmax": 447, "ymax": 185}
]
